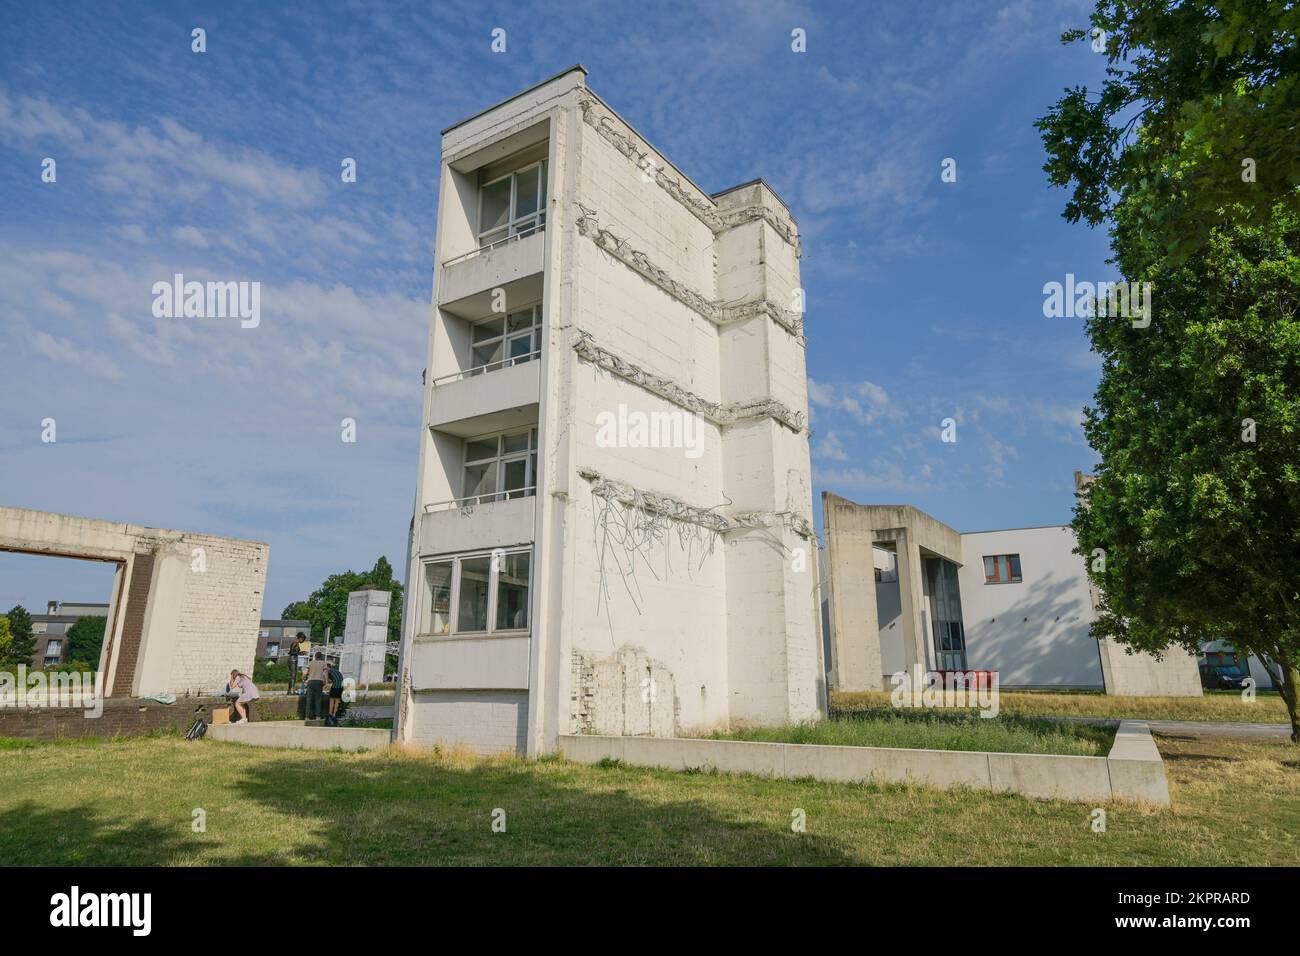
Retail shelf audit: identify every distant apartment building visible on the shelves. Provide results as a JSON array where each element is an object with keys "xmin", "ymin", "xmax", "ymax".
[
  {"xmin": 397, "ymin": 67, "xmax": 822, "ymax": 755},
  {"xmin": 255, "ymin": 620, "xmax": 312, "ymax": 661},
  {"xmin": 28, "ymin": 599, "xmax": 303, "ymax": 669},
  {"xmin": 29, "ymin": 600, "xmax": 111, "ymax": 668}
]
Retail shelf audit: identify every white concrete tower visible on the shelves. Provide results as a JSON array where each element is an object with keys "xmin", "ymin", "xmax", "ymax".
[{"xmin": 397, "ymin": 67, "xmax": 823, "ymax": 755}]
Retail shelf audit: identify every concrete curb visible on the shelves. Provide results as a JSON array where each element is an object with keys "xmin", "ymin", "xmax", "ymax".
[
  {"xmin": 558, "ymin": 721, "xmax": 1171, "ymax": 806},
  {"xmin": 209, "ymin": 720, "xmax": 391, "ymax": 752}
]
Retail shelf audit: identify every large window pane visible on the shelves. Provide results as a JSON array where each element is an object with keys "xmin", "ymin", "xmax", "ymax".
[
  {"xmin": 515, "ymin": 166, "xmax": 540, "ymax": 217},
  {"xmin": 465, "ymin": 437, "xmax": 498, "ymax": 462},
  {"xmin": 457, "ymin": 556, "xmax": 492, "ymax": 632},
  {"xmin": 506, "ymin": 308, "xmax": 535, "ymax": 333},
  {"xmin": 502, "ymin": 458, "xmax": 528, "ymax": 495},
  {"xmin": 472, "ymin": 340, "xmax": 503, "ymax": 368},
  {"xmin": 479, "ymin": 178, "xmax": 510, "ymax": 236},
  {"xmin": 502, "ymin": 431, "xmax": 531, "ymax": 454},
  {"xmin": 508, "ymin": 335, "xmax": 533, "ymax": 361},
  {"xmin": 472, "ymin": 317, "xmax": 504, "ymax": 342},
  {"xmin": 496, "ymin": 552, "xmax": 530, "ymax": 630},
  {"xmin": 425, "ymin": 561, "xmax": 452, "ymax": 635},
  {"xmin": 463, "ymin": 461, "xmax": 497, "ymax": 500}
]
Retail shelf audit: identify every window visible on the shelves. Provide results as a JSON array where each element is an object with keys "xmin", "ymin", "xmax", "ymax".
[
  {"xmin": 462, "ymin": 428, "xmax": 537, "ymax": 504},
  {"xmin": 419, "ymin": 549, "xmax": 532, "ymax": 637},
  {"xmin": 478, "ymin": 161, "xmax": 547, "ymax": 246},
  {"xmin": 46, "ymin": 640, "xmax": 62, "ymax": 655},
  {"xmin": 983, "ymin": 553, "xmax": 1023, "ymax": 584},
  {"xmin": 496, "ymin": 552, "xmax": 530, "ymax": 631},
  {"xmin": 469, "ymin": 305, "xmax": 541, "ymax": 374},
  {"xmin": 425, "ymin": 561, "xmax": 453, "ymax": 635},
  {"xmin": 457, "ymin": 555, "xmax": 492, "ymax": 632},
  {"xmin": 266, "ymin": 642, "xmax": 280, "ymax": 658}
]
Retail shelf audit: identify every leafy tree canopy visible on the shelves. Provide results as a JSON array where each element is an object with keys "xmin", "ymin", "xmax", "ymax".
[
  {"xmin": 1036, "ymin": 0, "xmax": 1300, "ymax": 260},
  {"xmin": 281, "ymin": 556, "xmax": 403, "ymax": 648},
  {"xmin": 5, "ymin": 605, "xmax": 34, "ymax": 668},
  {"xmin": 66, "ymin": 616, "xmax": 107, "ymax": 669}
]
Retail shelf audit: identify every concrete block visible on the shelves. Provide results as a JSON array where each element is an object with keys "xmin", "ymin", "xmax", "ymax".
[
  {"xmin": 209, "ymin": 721, "xmax": 390, "ymax": 751},
  {"xmin": 987, "ymin": 752, "xmax": 1113, "ymax": 803},
  {"xmin": 1105, "ymin": 720, "xmax": 1171, "ymax": 805}
]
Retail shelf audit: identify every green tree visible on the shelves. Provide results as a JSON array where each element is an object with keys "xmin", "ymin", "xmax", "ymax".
[
  {"xmin": 281, "ymin": 556, "xmax": 403, "ymax": 647},
  {"xmin": 1041, "ymin": 1, "xmax": 1300, "ymax": 742},
  {"xmin": 5, "ymin": 605, "xmax": 34, "ymax": 668},
  {"xmin": 1036, "ymin": 0, "xmax": 1300, "ymax": 260},
  {"xmin": 0, "ymin": 616, "xmax": 13, "ymax": 669},
  {"xmin": 66, "ymin": 616, "xmax": 107, "ymax": 669}
]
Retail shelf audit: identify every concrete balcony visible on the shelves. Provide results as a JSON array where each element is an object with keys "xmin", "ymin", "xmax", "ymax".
[
  {"xmin": 420, "ymin": 492, "xmax": 535, "ymax": 556},
  {"xmin": 429, "ymin": 357, "xmax": 540, "ymax": 437},
  {"xmin": 438, "ymin": 228, "xmax": 545, "ymax": 315},
  {"xmin": 408, "ymin": 633, "xmax": 530, "ymax": 691}
]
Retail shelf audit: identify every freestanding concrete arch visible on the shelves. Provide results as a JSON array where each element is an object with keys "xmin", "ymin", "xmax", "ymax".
[{"xmin": 0, "ymin": 506, "xmax": 269, "ymax": 697}]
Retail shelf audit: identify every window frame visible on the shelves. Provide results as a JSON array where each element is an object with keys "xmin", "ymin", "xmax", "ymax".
[
  {"xmin": 418, "ymin": 547, "xmax": 533, "ymax": 639},
  {"xmin": 467, "ymin": 304, "xmax": 542, "ymax": 375},
  {"xmin": 982, "ymin": 553, "xmax": 1023, "ymax": 584},
  {"xmin": 476, "ymin": 160, "xmax": 548, "ymax": 246},
  {"xmin": 461, "ymin": 427, "xmax": 538, "ymax": 504}
]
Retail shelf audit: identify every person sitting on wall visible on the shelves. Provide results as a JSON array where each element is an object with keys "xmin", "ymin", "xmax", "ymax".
[
  {"xmin": 304, "ymin": 652, "xmax": 328, "ymax": 722},
  {"xmin": 227, "ymin": 669, "xmax": 261, "ymax": 724}
]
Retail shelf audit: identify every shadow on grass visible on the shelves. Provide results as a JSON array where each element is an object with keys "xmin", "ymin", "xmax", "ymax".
[
  {"xmin": 0, "ymin": 800, "xmax": 217, "ymax": 865},
  {"xmin": 3, "ymin": 749, "xmax": 857, "ymax": 866}
]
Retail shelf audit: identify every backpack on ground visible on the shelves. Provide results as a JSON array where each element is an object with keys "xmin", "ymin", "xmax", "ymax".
[{"xmin": 185, "ymin": 718, "xmax": 208, "ymax": 740}]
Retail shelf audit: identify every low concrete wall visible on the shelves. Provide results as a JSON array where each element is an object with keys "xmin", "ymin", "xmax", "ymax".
[
  {"xmin": 0, "ymin": 695, "xmax": 300, "ymax": 741},
  {"xmin": 209, "ymin": 721, "xmax": 391, "ymax": 752},
  {"xmin": 558, "ymin": 719, "xmax": 1170, "ymax": 806}
]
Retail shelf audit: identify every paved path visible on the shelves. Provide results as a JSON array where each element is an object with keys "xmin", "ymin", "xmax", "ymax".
[
  {"xmin": 1041, "ymin": 714, "xmax": 1291, "ymax": 739},
  {"xmin": 1144, "ymin": 719, "xmax": 1291, "ymax": 739}
]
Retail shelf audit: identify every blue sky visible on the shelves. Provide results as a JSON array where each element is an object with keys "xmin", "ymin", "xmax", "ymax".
[{"xmin": 0, "ymin": 0, "xmax": 1113, "ymax": 615}]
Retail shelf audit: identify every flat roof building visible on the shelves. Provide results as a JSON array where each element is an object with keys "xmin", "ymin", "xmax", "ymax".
[
  {"xmin": 822, "ymin": 491, "xmax": 1203, "ymax": 696},
  {"xmin": 396, "ymin": 67, "xmax": 823, "ymax": 754}
]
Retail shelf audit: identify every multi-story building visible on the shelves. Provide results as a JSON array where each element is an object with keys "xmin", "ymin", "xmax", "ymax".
[
  {"xmin": 397, "ymin": 66, "xmax": 824, "ymax": 755},
  {"xmin": 255, "ymin": 620, "xmax": 311, "ymax": 661},
  {"xmin": 28, "ymin": 600, "xmax": 111, "ymax": 668}
]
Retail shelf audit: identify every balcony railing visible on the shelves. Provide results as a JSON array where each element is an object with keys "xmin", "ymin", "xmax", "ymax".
[
  {"xmin": 430, "ymin": 350, "xmax": 541, "ymax": 387},
  {"xmin": 441, "ymin": 222, "xmax": 546, "ymax": 269},
  {"xmin": 424, "ymin": 486, "xmax": 536, "ymax": 514}
]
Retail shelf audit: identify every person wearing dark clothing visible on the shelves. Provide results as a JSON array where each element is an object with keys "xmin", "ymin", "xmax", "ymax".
[
  {"xmin": 326, "ymin": 662, "xmax": 346, "ymax": 727},
  {"xmin": 305, "ymin": 652, "xmax": 328, "ymax": 721},
  {"xmin": 286, "ymin": 632, "xmax": 307, "ymax": 694}
]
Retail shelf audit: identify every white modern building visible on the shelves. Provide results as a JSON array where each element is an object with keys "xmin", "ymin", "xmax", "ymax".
[
  {"xmin": 396, "ymin": 67, "xmax": 823, "ymax": 755},
  {"xmin": 822, "ymin": 493, "xmax": 1203, "ymax": 696}
]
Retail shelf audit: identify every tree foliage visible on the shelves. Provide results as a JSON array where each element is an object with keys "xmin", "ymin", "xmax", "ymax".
[
  {"xmin": 1036, "ymin": 0, "xmax": 1300, "ymax": 260},
  {"xmin": 0, "ymin": 616, "xmax": 13, "ymax": 669},
  {"xmin": 1043, "ymin": 1, "xmax": 1300, "ymax": 740},
  {"xmin": 66, "ymin": 616, "xmax": 107, "ymax": 669},
  {"xmin": 4, "ymin": 605, "xmax": 34, "ymax": 668},
  {"xmin": 281, "ymin": 556, "xmax": 403, "ymax": 647}
]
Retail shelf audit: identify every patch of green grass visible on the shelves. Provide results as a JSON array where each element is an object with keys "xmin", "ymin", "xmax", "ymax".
[
  {"xmin": 833, "ymin": 689, "xmax": 1291, "ymax": 723},
  {"xmin": 0, "ymin": 733, "xmax": 1294, "ymax": 868},
  {"xmin": 0, "ymin": 733, "xmax": 1296, "ymax": 865},
  {"xmin": 710, "ymin": 711, "xmax": 1114, "ymax": 756}
]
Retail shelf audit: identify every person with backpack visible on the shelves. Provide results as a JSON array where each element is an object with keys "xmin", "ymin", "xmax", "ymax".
[{"xmin": 326, "ymin": 659, "xmax": 346, "ymax": 727}]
